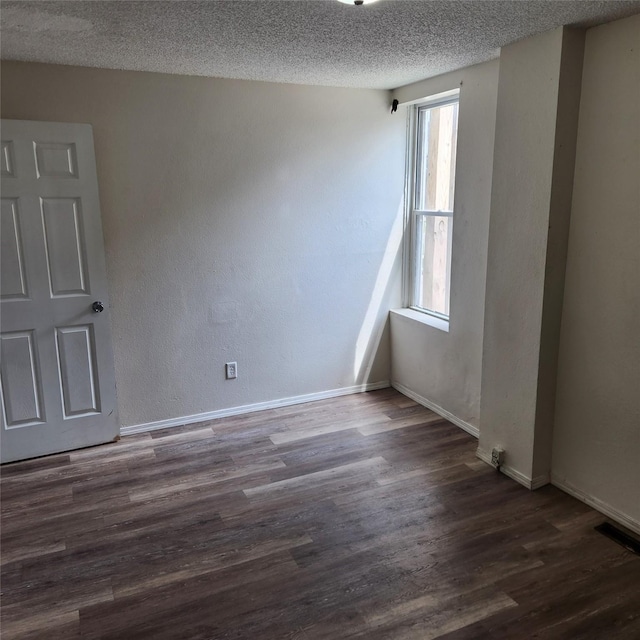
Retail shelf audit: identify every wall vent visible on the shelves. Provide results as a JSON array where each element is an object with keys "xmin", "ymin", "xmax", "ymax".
[{"xmin": 595, "ymin": 522, "xmax": 640, "ymax": 555}]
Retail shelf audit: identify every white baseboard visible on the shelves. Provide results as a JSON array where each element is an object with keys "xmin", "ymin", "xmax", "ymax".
[
  {"xmin": 530, "ymin": 473, "xmax": 551, "ymax": 490},
  {"xmin": 391, "ymin": 381, "xmax": 479, "ymax": 438},
  {"xmin": 551, "ymin": 474, "xmax": 640, "ymax": 536},
  {"xmin": 121, "ymin": 380, "xmax": 390, "ymax": 436},
  {"xmin": 476, "ymin": 448, "xmax": 550, "ymax": 490}
]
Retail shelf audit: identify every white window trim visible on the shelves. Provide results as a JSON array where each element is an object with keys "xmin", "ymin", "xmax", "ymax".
[{"xmin": 402, "ymin": 89, "xmax": 460, "ymax": 327}]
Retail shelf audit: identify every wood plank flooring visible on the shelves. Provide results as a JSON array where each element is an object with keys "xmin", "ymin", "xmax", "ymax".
[{"xmin": 1, "ymin": 388, "xmax": 639, "ymax": 639}]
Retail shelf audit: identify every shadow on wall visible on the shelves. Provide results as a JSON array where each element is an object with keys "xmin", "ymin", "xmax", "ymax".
[{"xmin": 354, "ymin": 198, "xmax": 405, "ymax": 385}]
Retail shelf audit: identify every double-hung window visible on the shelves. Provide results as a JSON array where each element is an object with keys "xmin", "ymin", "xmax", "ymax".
[{"xmin": 407, "ymin": 92, "xmax": 459, "ymax": 320}]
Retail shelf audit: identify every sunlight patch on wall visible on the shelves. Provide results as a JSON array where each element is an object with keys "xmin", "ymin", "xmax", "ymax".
[{"xmin": 353, "ymin": 199, "xmax": 405, "ymax": 382}]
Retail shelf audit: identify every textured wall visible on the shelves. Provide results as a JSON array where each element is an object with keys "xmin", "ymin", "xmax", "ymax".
[
  {"xmin": 1, "ymin": 62, "xmax": 406, "ymax": 427},
  {"xmin": 552, "ymin": 15, "xmax": 640, "ymax": 530},
  {"xmin": 389, "ymin": 59, "xmax": 499, "ymax": 430}
]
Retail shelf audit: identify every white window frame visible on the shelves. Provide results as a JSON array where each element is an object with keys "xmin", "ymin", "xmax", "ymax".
[{"xmin": 403, "ymin": 90, "xmax": 460, "ymax": 323}]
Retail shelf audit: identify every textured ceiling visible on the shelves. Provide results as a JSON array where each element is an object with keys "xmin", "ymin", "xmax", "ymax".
[{"xmin": 2, "ymin": 0, "xmax": 640, "ymax": 89}]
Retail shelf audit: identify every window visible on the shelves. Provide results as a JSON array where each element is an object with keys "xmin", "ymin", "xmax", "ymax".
[{"xmin": 407, "ymin": 93, "xmax": 459, "ymax": 320}]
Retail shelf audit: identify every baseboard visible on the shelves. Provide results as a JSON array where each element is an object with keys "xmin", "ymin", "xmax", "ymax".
[
  {"xmin": 121, "ymin": 380, "xmax": 390, "ymax": 436},
  {"xmin": 476, "ymin": 448, "xmax": 550, "ymax": 490},
  {"xmin": 551, "ymin": 474, "xmax": 640, "ymax": 536},
  {"xmin": 391, "ymin": 381, "xmax": 479, "ymax": 438},
  {"xmin": 530, "ymin": 473, "xmax": 551, "ymax": 490}
]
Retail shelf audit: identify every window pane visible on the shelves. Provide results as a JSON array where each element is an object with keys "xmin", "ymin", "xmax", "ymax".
[
  {"xmin": 415, "ymin": 102, "xmax": 458, "ymax": 212},
  {"xmin": 415, "ymin": 215, "xmax": 452, "ymax": 316}
]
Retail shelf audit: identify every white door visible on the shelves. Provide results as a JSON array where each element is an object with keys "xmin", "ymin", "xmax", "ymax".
[{"xmin": 1, "ymin": 120, "xmax": 118, "ymax": 463}]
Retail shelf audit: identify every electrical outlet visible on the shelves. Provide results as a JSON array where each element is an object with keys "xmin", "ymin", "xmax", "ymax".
[
  {"xmin": 225, "ymin": 362, "xmax": 237, "ymax": 379},
  {"xmin": 491, "ymin": 447, "xmax": 505, "ymax": 468}
]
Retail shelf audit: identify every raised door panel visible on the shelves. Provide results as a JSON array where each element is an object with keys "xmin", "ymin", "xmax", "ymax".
[
  {"xmin": 1, "ymin": 199, "xmax": 28, "ymax": 300},
  {"xmin": 41, "ymin": 197, "xmax": 90, "ymax": 297},
  {"xmin": 0, "ymin": 331, "xmax": 44, "ymax": 427},
  {"xmin": 1, "ymin": 141, "xmax": 16, "ymax": 177},
  {"xmin": 55, "ymin": 325, "xmax": 100, "ymax": 418},
  {"xmin": 34, "ymin": 142, "xmax": 78, "ymax": 179}
]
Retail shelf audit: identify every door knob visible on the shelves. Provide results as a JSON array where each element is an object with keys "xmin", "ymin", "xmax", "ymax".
[{"xmin": 92, "ymin": 301, "xmax": 105, "ymax": 313}]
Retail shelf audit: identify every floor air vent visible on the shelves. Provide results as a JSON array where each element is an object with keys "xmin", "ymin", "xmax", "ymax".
[{"xmin": 595, "ymin": 522, "xmax": 640, "ymax": 555}]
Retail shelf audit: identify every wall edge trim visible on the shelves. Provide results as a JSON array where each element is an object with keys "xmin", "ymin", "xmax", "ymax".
[
  {"xmin": 391, "ymin": 380, "xmax": 479, "ymax": 438},
  {"xmin": 121, "ymin": 381, "xmax": 390, "ymax": 436},
  {"xmin": 476, "ymin": 447, "xmax": 550, "ymax": 490},
  {"xmin": 551, "ymin": 474, "xmax": 640, "ymax": 536}
]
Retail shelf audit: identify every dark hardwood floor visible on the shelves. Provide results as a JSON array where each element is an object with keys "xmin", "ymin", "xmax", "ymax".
[{"xmin": 1, "ymin": 388, "xmax": 639, "ymax": 639}]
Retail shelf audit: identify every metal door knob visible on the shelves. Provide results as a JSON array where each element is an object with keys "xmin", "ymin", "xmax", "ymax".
[{"xmin": 92, "ymin": 301, "xmax": 105, "ymax": 313}]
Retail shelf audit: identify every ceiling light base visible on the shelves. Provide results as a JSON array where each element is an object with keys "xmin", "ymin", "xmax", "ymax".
[{"xmin": 337, "ymin": 0, "xmax": 380, "ymax": 6}]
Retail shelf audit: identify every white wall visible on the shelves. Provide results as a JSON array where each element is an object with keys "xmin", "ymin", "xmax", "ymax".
[
  {"xmin": 552, "ymin": 15, "xmax": 640, "ymax": 531},
  {"xmin": 389, "ymin": 60, "xmax": 499, "ymax": 431},
  {"xmin": 478, "ymin": 28, "xmax": 584, "ymax": 486},
  {"xmin": 1, "ymin": 62, "xmax": 406, "ymax": 428}
]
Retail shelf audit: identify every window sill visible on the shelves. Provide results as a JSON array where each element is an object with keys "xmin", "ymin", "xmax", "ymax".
[{"xmin": 390, "ymin": 308, "xmax": 450, "ymax": 333}]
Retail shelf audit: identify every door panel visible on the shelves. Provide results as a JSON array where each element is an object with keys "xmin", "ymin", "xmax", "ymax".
[
  {"xmin": 0, "ymin": 120, "xmax": 118, "ymax": 463},
  {"xmin": 34, "ymin": 142, "xmax": 78, "ymax": 179},
  {"xmin": 1, "ymin": 140, "xmax": 16, "ymax": 177},
  {"xmin": 1, "ymin": 199, "xmax": 29, "ymax": 299},
  {"xmin": 41, "ymin": 197, "xmax": 89, "ymax": 296},
  {"xmin": 55, "ymin": 325, "xmax": 100, "ymax": 417},
  {"xmin": 0, "ymin": 330, "xmax": 44, "ymax": 427}
]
